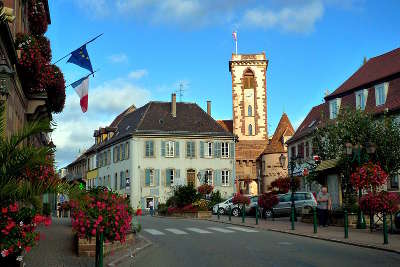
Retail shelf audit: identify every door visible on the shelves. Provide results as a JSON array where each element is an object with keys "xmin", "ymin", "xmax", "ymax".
[
  {"xmin": 327, "ymin": 174, "xmax": 340, "ymax": 209},
  {"xmin": 187, "ymin": 169, "xmax": 196, "ymax": 187}
]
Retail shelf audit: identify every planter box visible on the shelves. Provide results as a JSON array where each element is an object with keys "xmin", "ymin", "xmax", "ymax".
[
  {"xmin": 169, "ymin": 211, "xmax": 212, "ymax": 219},
  {"xmin": 329, "ymin": 213, "xmax": 358, "ymax": 227},
  {"xmin": 76, "ymin": 232, "xmax": 135, "ymax": 257}
]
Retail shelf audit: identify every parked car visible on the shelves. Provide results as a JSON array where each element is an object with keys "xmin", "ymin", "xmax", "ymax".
[
  {"xmin": 245, "ymin": 195, "xmax": 259, "ymax": 215},
  {"xmin": 263, "ymin": 192, "xmax": 317, "ymax": 218},
  {"xmin": 212, "ymin": 197, "xmax": 237, "ymax": 215}
]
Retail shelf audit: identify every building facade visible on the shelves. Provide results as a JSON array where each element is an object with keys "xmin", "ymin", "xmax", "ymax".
[
  {"xmin": 85, "ymin": 95, "xmax": 236, "ymax": 210},
  {"xmin": 287, "ymin": 47, "xmax": 400, "ymax": 208}
]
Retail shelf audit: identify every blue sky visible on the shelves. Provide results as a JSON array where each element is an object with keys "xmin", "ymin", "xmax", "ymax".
[{"xmin": 48, "ymin": 0, "xmax": 400, "ymax": 168}]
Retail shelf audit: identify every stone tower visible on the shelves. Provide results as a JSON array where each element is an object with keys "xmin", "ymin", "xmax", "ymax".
[{"xmin": 229, "ymin": 53, "xmax": 268, "ymax": 140}]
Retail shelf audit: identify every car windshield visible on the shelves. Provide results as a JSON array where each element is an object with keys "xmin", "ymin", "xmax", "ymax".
[{"xmin": 279, "ymin": 194, "xmax": 291, "ymax": 202}]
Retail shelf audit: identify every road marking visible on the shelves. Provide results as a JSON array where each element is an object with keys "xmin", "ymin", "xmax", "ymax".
[
  {"xmin": 164, "ymin": 228, "xmax": 188, "ymax": 235},
  {"xmin": 278, "ymin": 242, "xmax": 293, "ymax": 245},
  {"xmin": 143, "ymin": 229, "xmax": 165, "ymax": 235},
  {"xmin": 186, "ymin": 227, "xmax": 212, "ymax": 234},
  {"xmin": 226, "ymin": 226, "xmax": 258, "ymax": 233},
  {"xmin": 207, "ymin": 227, "xmax": 235, "ymax": 233}
]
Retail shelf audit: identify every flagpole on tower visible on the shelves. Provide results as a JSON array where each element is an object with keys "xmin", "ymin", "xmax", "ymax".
[{"xmin": 232, "ymin": 30, "xmax": 238, "ymax": 55}]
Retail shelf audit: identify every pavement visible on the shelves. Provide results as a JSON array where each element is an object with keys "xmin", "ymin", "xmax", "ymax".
[
  {"xmin": 24, "ymin": 217, "xmax": 148, "ymax": 267},
  {"xmin": 130, "ymin": 215, "xmax": 400, "ymax": 267},
  {"xmin": 205, "ymin": 214, "xmax": 400, "ymax": 254}
]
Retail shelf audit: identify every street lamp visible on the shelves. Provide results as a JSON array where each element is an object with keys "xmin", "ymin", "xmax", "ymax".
[{"xmin": 289, "ymin": 154, "xmax": 302, "ymax": 230}]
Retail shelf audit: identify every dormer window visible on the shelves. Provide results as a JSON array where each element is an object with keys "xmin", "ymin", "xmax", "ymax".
[
  {"xmin": 375, "ymin": 82, "xmax": 388, "ymax": 106},
  {"xmin": 356, "ymin": 89, "xmax": 368, "ymax": 110},
  {"xmin": 329, "ymin": 98, "xmax": 341, "ymax": 119}
]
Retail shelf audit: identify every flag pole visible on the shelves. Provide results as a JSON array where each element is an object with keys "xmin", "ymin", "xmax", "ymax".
[
  {"xmin": 65, "ymin": 69, "xmax": 99, "ymax": 89},
  {"xmin": 53, "ymin": 33, "xmax": 104, "ymax": 64},
  {"xmin": 235, "ymin": 38, "xmax": 238, "ymax": 55}
]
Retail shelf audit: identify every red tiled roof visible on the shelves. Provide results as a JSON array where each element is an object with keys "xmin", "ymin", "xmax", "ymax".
[
  {"xmin": 217, "ymin": 120, "xmax": 233, "ymax": 133},
  {"xmin": 287, "ymin": 103, "xmax": 329, "ymax": 144},
  {"xmin": 262, "ymin": 113, "xmax": 294, "ymax": 154},
  {"xmin": 327, "ymin": 47, "xmax": 400, "ymax": 100}
]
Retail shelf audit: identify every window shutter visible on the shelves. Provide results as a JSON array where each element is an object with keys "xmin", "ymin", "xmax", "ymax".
[
  {"xmin": 186, "ymin": 142, "xmax": 190, "ymax": 158},
  {"xmin": 214, "ymin": 170, "xmax": 221, "ymax": 186},
  {"xmin": 117, "ymin": 146, "xmax": 120, "ymax": 161},
  {"xmin": 145, "ymin": 169, "xmax": 150, "ymax": 186},
  {"xmin": 150, "ymin": 141, "xmax": 154, "ymax": 157},
  {"xmin": 176, "ymin": 169, "xmax": 181, "ymax": 185},
  {"xmin": 228, "ymin": 170, "xmax": 232, "ymax": 186},
  {"xmin": 175, "ymin": 141, "xmax": 179, "ymax": 158},
  {"xmin": 161, "ymin": 141, "xmax": 166, "ymax": 157},
  {"xmin": 120, "ymin": 171, "xmax": 123, "ymax": 189},
  {"xmin": 192, "ymin": 142, "xmax": 196, "ymax": 158},
  {"xmin": 213, "ymin": 142, "xmax": 218, "ymax": 157},
  {"xmin": 229, "ymin": 142, "xmax": 234, "ymax": 158},
  {"xmin": 166, "ymin": 169, "xmax": 171, "ymax": 186},
  {"xmin": 384, "ymin": 82, "xmax": 389, "ymax": 103},
  {"xmin": 200, "ymin": 141, "xmax": 204, "ymax": 158},
  {"xmin": 126, "ymin": 142, "xmax": 130, "ymax": 159},
  {"xmin": 217, "ymin": 142, "xmax": 222, "ymax": 158},
  {"xmin": 155, "ymin": 169, "xmax": 160, "ymax": 186}
]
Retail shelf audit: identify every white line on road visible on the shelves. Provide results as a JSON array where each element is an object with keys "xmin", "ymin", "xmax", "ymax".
[
  {"xmin": 226, "ymin": 226, "xmax": 258, "ymax": 233},
  {"xmin": 207, "ymin": 227, "xmax": 235, "ymax": 233},
  {"xmin": 164, "ymin": 228, "xmax": 188, "ymax": 235},
  {"xmin": 144, "ymin": 229, "xmax": 165, "ymax": 235},
  {"xmin": 186, "ymin": 227, "xmax": 212, "ymax": 234}
]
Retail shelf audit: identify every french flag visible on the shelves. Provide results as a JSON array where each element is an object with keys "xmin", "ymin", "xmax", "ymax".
[{"xmin": 71, "ymin": 76, "xmax": 89, "ymax": 113}]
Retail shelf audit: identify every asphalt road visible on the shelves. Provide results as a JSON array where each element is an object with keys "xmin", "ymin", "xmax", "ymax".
[{"xmin": 128, "ymin": 216, "xmax": 400, "ymax": 267}]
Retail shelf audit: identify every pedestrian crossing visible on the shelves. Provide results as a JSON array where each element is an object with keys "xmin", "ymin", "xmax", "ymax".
[{"xmin": 143, "ymin": 226, "xmax": 258, "ymax": 236}]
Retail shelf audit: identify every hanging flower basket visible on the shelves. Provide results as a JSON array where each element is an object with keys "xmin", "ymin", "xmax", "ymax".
[
  {"xmin": 43, "ymin": 64, "xmax": 66, "ymax": 113},
  {"xmin": 270, "ymin": 177, "xmax": 300, "ymax": 194},
  {"xmin": 258, "ymin": 192, "xmax": 279, "ymax": 210},
  {"xmin": 36, "ymin": 35, "xmax": 51, "ymax": 62},
  {"xmin": 360, "ymin": 191, "xmax": 400, "ymax": 214},
  {"xmin": 28, "ymin": 0, "xmax": 48, "ymax": 35},
  {"xmin": 350, "ymin": 162, "xmax": 388, "ymax": 190}
]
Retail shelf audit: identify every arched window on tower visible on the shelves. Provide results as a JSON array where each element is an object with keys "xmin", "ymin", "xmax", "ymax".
[
  {"xmin": 243, "ymin": 69, "xmax": 255, "ymax": 89},
  {"xmin": 248, "ymin": 124, "xmax": 253, "ymax": 135},
  {"xmin": 248, "ymin": 105, "xmax": 252, "ymax": 116}
]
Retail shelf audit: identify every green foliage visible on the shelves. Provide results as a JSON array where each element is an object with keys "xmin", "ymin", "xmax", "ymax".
[
  {"xmin": 170, "ymin": 184, "xmax": 200, "ymax": 208},
  {"xmin": 157, "ymin": 203, "xmax": 168, "ymax": 216},
  {"xmin": 208, "ymin": 190, "xmax": 224, "ymax": 210}
]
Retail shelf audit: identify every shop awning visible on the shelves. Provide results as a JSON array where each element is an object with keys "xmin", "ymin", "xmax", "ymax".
[{"xmin": 315, "ymin": 158, "xmax": 339, "ymax": 172}]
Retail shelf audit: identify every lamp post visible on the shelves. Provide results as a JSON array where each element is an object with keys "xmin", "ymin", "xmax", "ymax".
[{"xmin": 289, "ymin": 155, "xmax": 301, "ymax": 230}]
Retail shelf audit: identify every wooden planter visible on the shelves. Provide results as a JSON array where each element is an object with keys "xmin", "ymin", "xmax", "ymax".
[{"xmin": 76, "ymin": 232, "xmax": 135, "ymax": 257}]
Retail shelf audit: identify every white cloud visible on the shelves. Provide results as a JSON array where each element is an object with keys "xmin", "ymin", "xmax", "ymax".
[
  {"xmin": 52, "ymin": 75, "xmax": 151, "ymax": 167},
  {"xmin": 108, "ymin": 53, "xmax": 129, "ymax": 64},
  {"xmin": 242, "ymin": 1, "xmax": 324, "ymax": 34},
  {"xmin": 128, "ymin": 69, "xmax": 148, "ymax": 79}
]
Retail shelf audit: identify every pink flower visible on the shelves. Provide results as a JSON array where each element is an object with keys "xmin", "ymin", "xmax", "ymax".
[
  {"xmin": 1, "ymin": 249, "xmax": 9, "ymax": 257},
  {"xmin": 91, "ymin": 229, "xmax": 96, "ymax": 236},
  {"xmin": 2, "ymin": 207, "xmax": 7, "ymax": 214},
  {"xmin": 25, "ymin": 246, "xmax": 31, "ymax": 253}
]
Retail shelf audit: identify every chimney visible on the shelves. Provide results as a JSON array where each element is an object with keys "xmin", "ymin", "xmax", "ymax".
[
  {"xmin": 171, "ymin": 93, "xmax": 176, "ymax": 118},
  {"xmin": 207, "ymin": 100, "xmax": 211, "ymax": 116}
]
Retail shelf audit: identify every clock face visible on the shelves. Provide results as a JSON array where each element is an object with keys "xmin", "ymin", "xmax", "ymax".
[{"xmin": 245, "ymin": 93, "xmax": 252, "ymax": 98}]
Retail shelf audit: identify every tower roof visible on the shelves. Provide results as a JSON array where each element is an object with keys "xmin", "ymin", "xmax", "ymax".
[{"xmin": 262, "ymin": 113, "xmax": 294, "ymax": 155}]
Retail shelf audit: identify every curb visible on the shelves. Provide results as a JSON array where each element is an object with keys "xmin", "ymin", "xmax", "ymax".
[
  {"xmin": 107, "ymin": 234, "xmax": 153, "ymax": 267},
  {"xmin": 204, "ymin": 219, "xmax": 400, "ymax": 255}
]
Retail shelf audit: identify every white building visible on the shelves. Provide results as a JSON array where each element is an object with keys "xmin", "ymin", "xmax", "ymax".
[{"xmin": 88, "ymin": 94, "xmax": 236, "ymax": 210}]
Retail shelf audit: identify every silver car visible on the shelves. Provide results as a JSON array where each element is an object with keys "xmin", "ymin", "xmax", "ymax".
[
  {"xmin": 213, "ymin": 197, "xmax": 237, "ymax": 215},
  {"xmin": 263, "ymin": 192, "xmax": 317, "ymax": 218}
]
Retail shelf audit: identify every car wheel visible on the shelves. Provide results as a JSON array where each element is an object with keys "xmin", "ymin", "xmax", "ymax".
[
  {"xmin": 232, "ymin": 207, "xmax": 240, "ymax": 217},
  {"xmin": 264, "ymin": 209, "xmax": 273, "ymax": 218},
  {"xmin": 218, "ymin": 208, "xmax": 225, "ymax": 215}
]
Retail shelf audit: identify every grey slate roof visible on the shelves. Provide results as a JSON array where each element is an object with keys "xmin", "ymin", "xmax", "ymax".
[{"xmin": 92, "ymin": 101, "xmax": 233, "ymax": 151}]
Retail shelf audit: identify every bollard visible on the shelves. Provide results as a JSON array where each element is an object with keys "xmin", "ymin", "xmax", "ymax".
[
  {"xmin": 255, "ymin": 204, "xmax": 259, "ymax": 225},
  {"xmin": 313, "ymin": 207, "xmax": 317, "ymax": 234},
  {"xmin": 242, "ymin": 203, "xmax": 245, "ymax": 223},
  {"xmin": 217, "ymin": 204, "xmax": 220, "ymax": 220},
  {"xmin": 291, "ymin": 205, "xmax": 295, "ymax": 230},
  {"xmin": 95, "ymin": 231, "xmax": 104, "ymax": 267},
  {"xmin": 228, "ymin": 205, "xmax": 231, "ymax": 221},
  {"xmin": 383, "ymin": 212, "xmax": 388, "ymax": 244},
  {"xmin": 344, "ymin": 209, "xmax": 349, "ymax": 239}
]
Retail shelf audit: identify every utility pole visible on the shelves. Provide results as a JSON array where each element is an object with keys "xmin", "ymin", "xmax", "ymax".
[{"xmin": 176, "ymin": 83, "xmax": 184, "ymax": 102}]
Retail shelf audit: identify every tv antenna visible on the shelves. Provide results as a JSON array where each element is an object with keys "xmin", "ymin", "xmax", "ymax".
[{"xmin": 176, "ymin": 83, "xmax": 185, "ymax": 102}]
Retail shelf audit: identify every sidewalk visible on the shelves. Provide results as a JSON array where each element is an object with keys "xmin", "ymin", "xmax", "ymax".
[
  {"xmin": 206, "ymin": 215, "xmax": 400, "ymax": 254},
  {"xmin": 24, "ymin": 217, "xmax": 146, "ymax": 267}
]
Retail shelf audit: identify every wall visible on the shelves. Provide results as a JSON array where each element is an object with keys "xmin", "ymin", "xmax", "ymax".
[
  {"xmin": 230, "ymin": 53, "xmax": 268, "ymax": 141},
  {"xmin": 132, "ymin": 136, "xmax": 235, "ymax": 209},
  {"xmin": 261, "ymin": 153, "xmax": 288, "ymax": 193}
]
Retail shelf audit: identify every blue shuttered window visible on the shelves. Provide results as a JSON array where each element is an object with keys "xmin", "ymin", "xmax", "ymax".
[
  {"xmin": 200, "ymin": 141, "xmax": 204, "ymax": 158},
  {"xmin": 161, "ymin": 141, "xmax": 166, "ymax": 157},
  {"xmin": 175, "ymin": 141, "xmax": 180, "ymax": 158},
  {"xmin": 229, "ymin": 142, "xmax": 234, "ymax": 158}
]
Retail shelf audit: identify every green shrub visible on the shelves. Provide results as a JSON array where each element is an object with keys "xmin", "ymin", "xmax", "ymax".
[
  {"xmin": 171, "ymin": 184, "xmax": 200, "ymax": 208},
  {"xmin": 157, "ymin": 203, "xmax": 168, "ymax": 216},
  {"xmin": 208, "ymin": 190, "xmax": 224, "ymax": 210}
]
